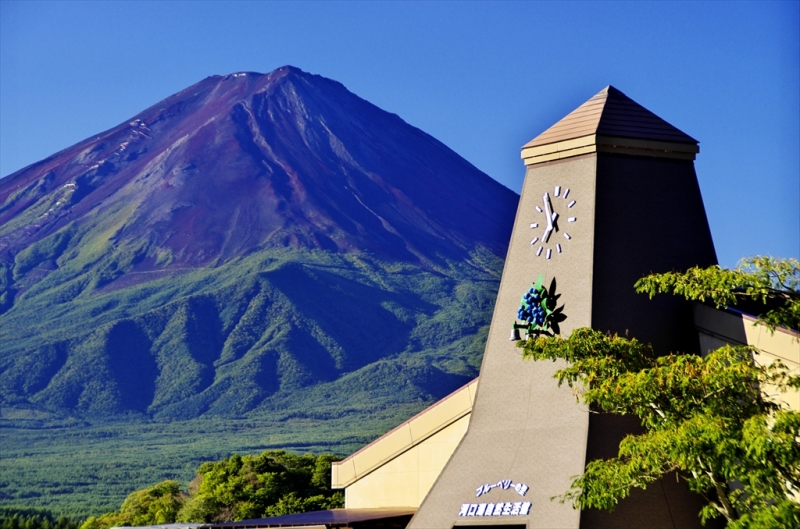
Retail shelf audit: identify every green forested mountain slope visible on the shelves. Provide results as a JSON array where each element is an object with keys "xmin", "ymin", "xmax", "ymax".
[{"xmin": 0, "ymin": 248, "xmax": 501, "ymax": 419}]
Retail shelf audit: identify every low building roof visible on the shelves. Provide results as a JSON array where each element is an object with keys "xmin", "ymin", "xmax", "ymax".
[{"xmin": 206, "ymin": 508, "xmax": 415, "ymax": 529}]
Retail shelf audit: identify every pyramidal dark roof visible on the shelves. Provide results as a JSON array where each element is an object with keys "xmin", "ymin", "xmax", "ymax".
[{"xmin": 524, "ymin": 86, "xmax": 697, "ymax": 148}]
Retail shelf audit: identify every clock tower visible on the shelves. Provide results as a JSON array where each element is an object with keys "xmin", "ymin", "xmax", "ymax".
[{"xmin": 408, "ymin": 87, "xmax": 718, "ymax": 529}]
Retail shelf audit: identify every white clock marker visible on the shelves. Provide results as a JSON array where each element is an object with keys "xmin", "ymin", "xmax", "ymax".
[
  {"xmin": 556, "ymin": 243, "xmax": 562, "ymax": 253},
  {"xmin": 530, "ymin": 223, "xmax": 538, "ymax": 228},
  {"xmin": 568, "ymin": 217, "xmax": 576, "ymax": 222},
  {"xmin": 554, "ymin": 186, "xmax": 561, "ymax": 197},
  {"xmin": 535, "ymin": 206, "xmax": 543, "ymax": 213},
  {"xmin": 530, "ymin": 237, "xmax": 539, "ymax": 245},
  {"xmin": 568, "ymin": 200, "xmax": 576, "ymax": 208},
  {"xmin": 564, "ymin": 233, "xmax": 571, "ymax": 240},
  {"xmin": 563, "ymin": 188, "xmax": 570, "ymax": 199},
  {"xmin": 536, "ymin": 246, "xmax": 543, "ymax": 256},
  {"xmin": 546, "ymin": 248, "xmax": 552, "ymax": 259}
]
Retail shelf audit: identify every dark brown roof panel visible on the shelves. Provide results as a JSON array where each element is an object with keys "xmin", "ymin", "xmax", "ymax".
[
  {"xmin": 209, "ymin": 509, "xmax": 416, "ymax": 528},
  {"xmin": 524, "ymin": 86, "xmax": 697, "ymax": 148}
]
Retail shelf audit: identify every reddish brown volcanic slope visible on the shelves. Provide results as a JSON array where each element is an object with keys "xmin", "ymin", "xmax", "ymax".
[{"xmin": 0, "ymin": 66, "xmax": 517, "ymax": 269}]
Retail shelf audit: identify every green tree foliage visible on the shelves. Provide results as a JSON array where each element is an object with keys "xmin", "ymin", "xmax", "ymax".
[
  {"xmin": 78, "ymin": 451, "xmax": 343, "ymax": 529},
  {"xmin": 0, "ymin": 509, "xmax": 81, "ymax": 529},
  {"xmin": 79, "ymin": 481, "xmax": 186, "ymax": 529},
  {"xmin": 177, "ymin": 451, "xmax": 343, "ymax": 523},
  {"xmin": 520, "ymin": 257, "xmax": 800, "ymax": 528},
  {"xmin": 634, "ymin": 256, "xmax": 799, "ymax": 332}
]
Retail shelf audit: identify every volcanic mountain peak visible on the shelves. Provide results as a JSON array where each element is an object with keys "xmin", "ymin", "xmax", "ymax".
[
  {"xmin": 0, "ymin": 68, "xmax": 515, "ymax": 490},
  {"xmin": 1, "ymin": 66, "xmax": 517, "ymax": 283}
]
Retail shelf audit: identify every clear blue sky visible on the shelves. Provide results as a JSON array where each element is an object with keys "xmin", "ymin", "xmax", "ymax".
[{"xmin": 1, "ymin": 0, "xmax": 797, "ymax": 267}]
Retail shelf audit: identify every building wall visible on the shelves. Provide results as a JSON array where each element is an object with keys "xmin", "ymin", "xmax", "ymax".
[
  {"xmin": 345, "ymin": 415, "xmax": 471, "ymax": 508},
  {"xmin": 332, "ymin": 379, "xmax": 478, "ymax": 508},
  {"xmin": 694, "ymin": 303, "xmax": 800, "ymax": 410}
]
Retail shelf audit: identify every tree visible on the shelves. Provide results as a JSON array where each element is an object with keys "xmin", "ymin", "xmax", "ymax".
[
  {"xmin": 176, "ymin": 451, "xmax": 344, "ymax": 523},
  {"xmin": 79, "ymin": 480, "xmax": 186, "ymax": 529},
  {"xmin": 0, "ymin": 510, "xmax": 80, "ymax": 529},
  {"xmin": 635, "ymin": 256, "xmax": 799, "ymax": 333},
  {"xmin": 519, "ymin": 257, "xmax": 800, "ymax": 528},
  {"xmin": 78, "ymin": 451, "xmax": 343, "ymax": 529},
  {"xmin": 117, "ymin": 480, "xmax": 187, "ymax": 526}
]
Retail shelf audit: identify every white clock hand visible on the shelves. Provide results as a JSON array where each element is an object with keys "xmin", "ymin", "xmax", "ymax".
[
  {"xmin": 543, "ymin": 193, "xmax": 554, "ymax": 231},
  {"xmin": 543, "ymin": 225, "xmax": 553, "ymax": 243}
]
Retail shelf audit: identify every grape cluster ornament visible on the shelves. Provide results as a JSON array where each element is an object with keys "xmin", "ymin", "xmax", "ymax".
[{"xmin": 510, "ymin": 275, "xmax": 566, "ymax": 340}]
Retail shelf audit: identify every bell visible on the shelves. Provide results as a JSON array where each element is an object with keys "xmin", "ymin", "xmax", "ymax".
[{"xmin": 509, "ymin": 326, "xmax": 521, "ymax": 341}]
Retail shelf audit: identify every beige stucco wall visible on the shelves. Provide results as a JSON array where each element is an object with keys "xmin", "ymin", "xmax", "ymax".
[
  {"xmin": 694, "ymin": 303, "xmax": 800, "ymax": 410},
  {"xmin": 410, "ymin": 154, "xmax": 600, "ymax": 529},
  {"xmin": 344, "ymin": 414, "xmax": 471, "ymax": 508},
  {"xmin": 332, "ymin": 379, "xmax": 478, "ymax": 508}
]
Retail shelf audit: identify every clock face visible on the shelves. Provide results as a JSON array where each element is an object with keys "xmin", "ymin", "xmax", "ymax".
[{"xmin": 529, "ymin": 185, "xmax": 576, "ymax": 259}]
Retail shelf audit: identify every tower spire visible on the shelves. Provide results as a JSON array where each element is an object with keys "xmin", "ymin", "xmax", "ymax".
[{"xmin": 521, "ymin": 86, "xmax": 699, "ymax": 165}]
